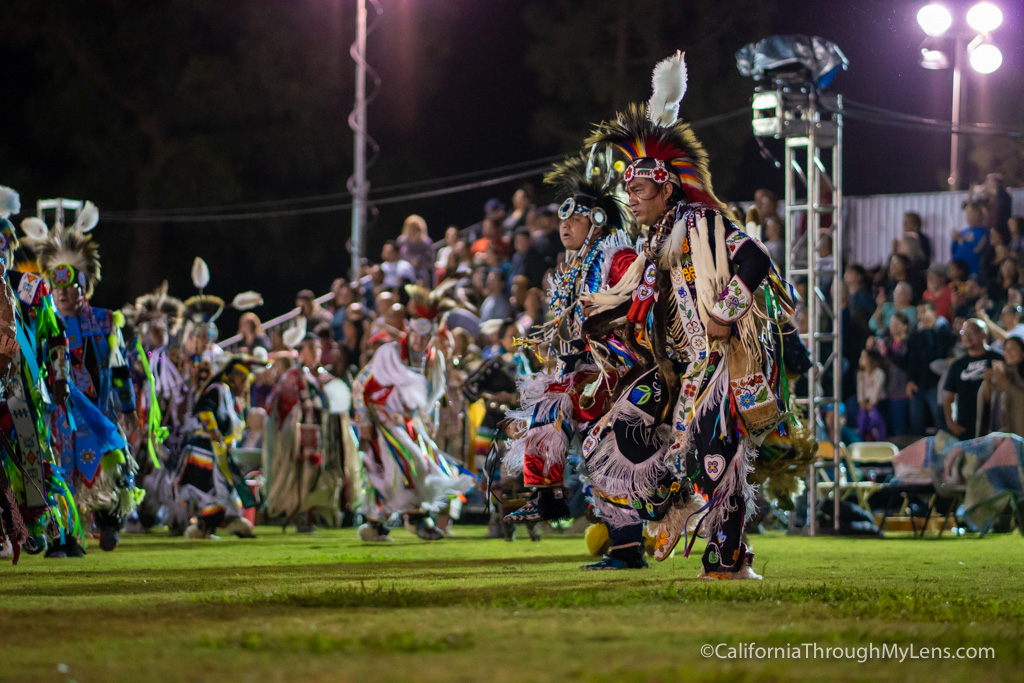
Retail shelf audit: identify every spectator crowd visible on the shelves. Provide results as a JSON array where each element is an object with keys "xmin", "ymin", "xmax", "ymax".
[{"xmin": 233, "ymin": 174, "xmax": 1024, "ymax": 451}]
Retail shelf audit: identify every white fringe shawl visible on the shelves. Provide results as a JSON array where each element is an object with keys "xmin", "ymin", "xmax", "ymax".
[
  {"xmin": 583, "ymin": 403, "xmax": 671, "ymax": 500},
  {"xmin": 503, "ymin": 391, "xmax": 573, "ymax": 475},
  {"xmin": 591, "ymin": 492, "xmax": 642, "ymax": 530}
]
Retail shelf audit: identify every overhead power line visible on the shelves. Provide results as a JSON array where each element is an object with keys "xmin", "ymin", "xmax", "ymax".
[{"xmin": 100, "ymin": 107, "xmax": 752, "ymax": 224}]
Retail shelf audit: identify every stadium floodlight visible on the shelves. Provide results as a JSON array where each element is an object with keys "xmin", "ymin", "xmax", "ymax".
[
  {"xmin": 969, "ymin": 42, "xmax": 1003, "ymax": 73},
  {"xmin": 966, "ymin": 2, "xmax": 1002, "ymax": 33},
  {"xmin": 917, "ymin": 4, "xmax": 953, "ymax": 36}
]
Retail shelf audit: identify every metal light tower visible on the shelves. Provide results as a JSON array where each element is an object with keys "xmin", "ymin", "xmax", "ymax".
[{"xmin": 752, "ymin": 81, "xmax": 844, "ymax": 535}]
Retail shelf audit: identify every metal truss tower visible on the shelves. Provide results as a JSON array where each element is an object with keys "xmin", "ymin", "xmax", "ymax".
[{"xmin": 752, "ymin": 83, "xmax": 844, "ymax": 534}]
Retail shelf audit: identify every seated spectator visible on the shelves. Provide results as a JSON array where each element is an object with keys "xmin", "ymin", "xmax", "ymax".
[
  {"xmin": 944, "ymin": 319, "xmax": 1002, "ymax": 440},
  {"xmin": 329, "ymin": 280, "xmax": 357, "ymax": 341},
  {"xmin": 904, "ymin": 303, "xmax": 953, "ymax": 435},
  {"xmin": 479, "ymin": 269, "xmax": 512, "ymax": 322},
  {"xmin": 976, "ymin": 303, "xmax": 1024, "ymax": 352},
  {"xmin": 902, "ymin": 211, "xmax": 932, "ymax": 263},
  {"xmin": 857, "ymin": 348, "xmax": 887, "ymax": 441},
  {"xmin": 507, "ymin": 229, "xmax": 531, "ymax": 286},
  {"xmin": 509, "ymin": 274, "xmax": 530, "ymax": 317},
  {"xmin": 397, "ymin": 214, "xmax": 435, "ymax": 285},
  {"xmin": 435, "ymin": 226, "xmax": 461, "ymax": 283},
  {"xmin": 763, "ymin": 216, "xmax": 786, "ymax": 272},
  {"xmin": 894, "ymin": 233, "xmax": 928, "ymax": 290},
  {"xmin": 296, "ymin": 289, "xmax": 333, "ymax": 331},
  {"xmin": 380, "ymin": 240, "xmax": 416, "ymax": 288},
  {"xmin": 879, "ymin": 253, "xmax": 923, "ymax": 301},
  {"xmin": 951, "ymin": 199, "xmax": 989, "ymax": 276},
  {"xmin": 870, "ymin": 281, "xmax": 916, "ymax": 337},
  {"xmin": 523, "ymin": 205, "xmax": 560, "ymax": 288},
  {"xmin": 340, "ymin": 303, "xmax": 368, "ymax": 374},
  {"xmin": 984, "ymin": 172, "xmax": 1012, "ymax": 235},
  {"xmin": 1007, "ymin": 215, "xmax": 1024, "ymax": 258},
  {"xmin": 983, "ymin": 336, "xmax": 1024, "ymax": 436},
  {"xmin": 503, "ymin": 185, "xmax": 534, "ymax": 233},
  {"xmin": 517, "ymin": 287, "xmax": 546, "ymax": 335},
  {"xmin": 465, "ymin": 198, "xmax": 506, "ymax": 244},
  {"xmin": 947, "ymin": 258, "xmax": 970, "ymax": 302},
  {"xmin": 953, "ymin": 274, "xmax": 984, "ymax": 320},
  {"xmin": 988, "ymin": 257, "xmax": 1022, "ymax": 312},
  {"xmin": 471, "ymin": 218, "xmax": 508, "ymax": 259},
  {"xmin": 237, "ymin": 312, "xmax": 271, "ymax": 353},
  {"xmin": 982, "ymin": 227, "xmax": 1011, "ymax": 283},
  {"xmin": 374, "ymin": 290, "xmax": 396, "ymax": 318},
  {"xmin": 922, "ymin": 265, "xmax": 953, "ymax": 323},
  {"xmin": 821, "ymin": 403, "xmax": 861, "ymax": 446}
]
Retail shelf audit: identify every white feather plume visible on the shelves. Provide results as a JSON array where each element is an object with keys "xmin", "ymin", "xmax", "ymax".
[
  {"xmin": 73, "ymin": 200, "xmax": 100, "ymax": 233},
  {"xmin": 20, "ymin": 217, "xmax": 49, "ymax": 241},
  {"xmin": 191, "ymin": 257, "xmax": 210, "ymax": 290},
  {"xmin": 231, "ymin": 291, "xmax": 264, "ymax": 310},
  {"xmin": 647, "ymin": 51, "xmax": 688, "ymax": 126},
  {"xmin": 282, "ymin": 318, "xmax": 307, "ymax": 349},
  {"xmin": 0, "ymin": 186, "xmax": 20, "ymax": 219}
]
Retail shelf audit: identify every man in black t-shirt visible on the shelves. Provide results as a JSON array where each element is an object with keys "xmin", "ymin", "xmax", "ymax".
[{"xmin": 944, "ymin": 319, "xmax": 1002, "ymax": 440}]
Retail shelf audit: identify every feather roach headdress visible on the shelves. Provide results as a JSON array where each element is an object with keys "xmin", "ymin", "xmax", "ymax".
[
  {"xmin": 183, "ymin": 294, "xmax": 225, "ymax": 342},
  {"xmin": 134, "ymin": 281, "xmax": 186, "ymax": 335},
  {"xmin": 544, "ymin": 151, "xmax": 633, "ymax": 237},
  {"xmin": 404, "ymin": 279, "xmax": 460, "ymax": 323},
  {"xmin": 586, "ymin": 52, "xmax": 722, "ymax": 209},
  {"xmin": 33, "ymin": 202, "xmax": 103, "ymax": 298}
]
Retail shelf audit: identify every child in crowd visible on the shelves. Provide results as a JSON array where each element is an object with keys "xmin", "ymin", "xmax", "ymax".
[
  {"xmin": 951, "ymin": 199, "xmax": 989, "ymax": 275},
  {"xmin": 857, "ymin": 348, "xmax": 887, "ymax": 441},
  {"xmin": 881, "ymin": 312, "xmax": 911, "ymax": 435},
  {"xmin": 922, "ymin": 264, "xmax": 953, "ymax": 323}
]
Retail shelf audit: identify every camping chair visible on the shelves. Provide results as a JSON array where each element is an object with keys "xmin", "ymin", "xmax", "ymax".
[
  {"xmin": 815, "ymin": 441, "xmax": 851, "ymax": 501},
  {"xmin": 846, "ymin": 441, "xmax": 898, "ymax": 515}
]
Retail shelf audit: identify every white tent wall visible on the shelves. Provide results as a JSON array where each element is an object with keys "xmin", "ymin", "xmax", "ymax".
[{"xmin": 838, "ymin": 188, "xmax": 1024, "ymax": 269}]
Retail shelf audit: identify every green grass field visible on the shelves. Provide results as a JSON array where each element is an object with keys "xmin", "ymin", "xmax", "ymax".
[{"xmin": 2, "ymin": 526, "xmax": 1023, "ymax": 682}]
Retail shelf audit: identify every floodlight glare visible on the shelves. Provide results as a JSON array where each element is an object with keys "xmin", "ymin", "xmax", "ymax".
[
  {"xmin": 917, "ymin": 4, "xmax": 953, "ymax": 36},
  {"xmin": 966, "ymin": 2, "xmax": 1002, "ymax": 33},
  {"xmin": 969, "ymin": 42, "xmax": 1002, "ymax": 73}
]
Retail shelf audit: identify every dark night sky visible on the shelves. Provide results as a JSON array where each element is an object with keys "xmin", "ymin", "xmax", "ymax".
[
  {"xmin": 369, "ymin": 0, "xmax": 1024, "ymax": 232},
  {"xmin": 2, "ymin": 0, "xmax": 1022, "ymax": 322}
]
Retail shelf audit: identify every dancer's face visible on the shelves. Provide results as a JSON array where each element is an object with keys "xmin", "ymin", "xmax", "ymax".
[
  {"xmin": 559, "ymin": 213, "xmax": 592, "ymax": 250},
  {"xmin": 52, "ymin": 284, "xmax": 83, "ymax": 317},
  {"xmin": 626, "ymin": 179, "xmax": 672, "ymax": 227}
]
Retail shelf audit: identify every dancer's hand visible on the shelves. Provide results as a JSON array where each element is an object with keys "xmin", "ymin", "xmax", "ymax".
[
  {"xmin": 706, "ymin": 318, "xmax": 731, "ymax": 342},
  {"xmin": 52, "ymin": 380, "xmax": 69, "ymax": 404}
]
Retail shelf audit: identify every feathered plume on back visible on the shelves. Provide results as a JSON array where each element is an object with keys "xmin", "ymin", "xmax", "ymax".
[{"xmin": 647, "ymin": 51, "xmax": 688, "ymax": 126}]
